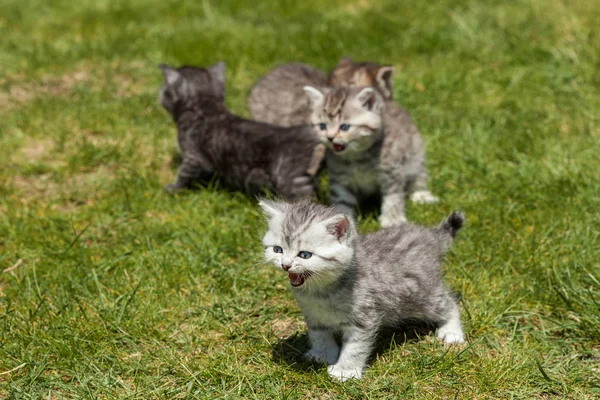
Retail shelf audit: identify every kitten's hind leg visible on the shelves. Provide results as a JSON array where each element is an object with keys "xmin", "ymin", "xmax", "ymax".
[
  {"xmin": 165, "ymin": 156, "xmax": 212, "ymax": 192},
  {"xmin": 408, "ymin": 170, "xmax": 438, "ymax": 204},
  {"xmin": 436, "ymin": 302, "xmax": 464, "ymax": 344},
  {"xmin": 305, "ymin": 329, "xmax": 339, "ymax": 365},
  {"xmin": 244, "ymin": 168, "xmax": 272, "ymax": 195},
  {"xmin": 429, "ymin": 291, "xmax": 464, "ymax": 344},
  {"xmin": 327, "ymin": 326, "xmax": 376, "ymax": 381}
]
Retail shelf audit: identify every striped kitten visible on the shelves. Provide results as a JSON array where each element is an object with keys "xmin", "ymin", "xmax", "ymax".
[
  {"xmin": 247, "ymin": 58, "xmax": 394, "ymax": 174},
  {"xmin": 260, "ymin": 200, "xmax": 465, "ymax": 381},
  {"xmin": 158, "ymin": 62, "xmax": 320, "ymax": 198},
  {"xmin": 303, "ymin": 85, "xmax": 436, "ymax": 226},
  {"xmin": 248, "ymin": 58, "xmax": 393, "ymax": 127},
  {"xmin": 329, "ymin": 57, "xmax": 394, "ymax": 100}
]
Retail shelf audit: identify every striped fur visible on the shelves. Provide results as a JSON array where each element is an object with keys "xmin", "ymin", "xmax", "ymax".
[
  {"xmin": 158, "ymin": 63, "xmax": 319, "ymax": 198},
  {"xmin": 247, "ymin": 58, "xmax": 396, "ymax": 174},
  {"xmin": 260, "ymin": 200, "xmax": 466, "ymax": 381},
  {"xmin": 305, "ymin": 85, "xmax": 438, "ymax": 227},
  {"xmin": 247, "ymin": 58, "xmax": 393, "ymax": 128}
]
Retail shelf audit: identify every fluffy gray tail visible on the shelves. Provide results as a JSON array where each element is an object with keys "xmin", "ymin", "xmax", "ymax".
[{"xmin": 437, "ymin": 211, "xmax": 464, "ymax": 251}]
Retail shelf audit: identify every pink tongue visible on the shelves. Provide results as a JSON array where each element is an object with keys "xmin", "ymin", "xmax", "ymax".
[
  {"xmin": 332, "ymin": 143, "xmax": 346, "ymax": 152},
  {"xmin": 288, "ymin": 272, "xmax": 305, "ymax": 287}
]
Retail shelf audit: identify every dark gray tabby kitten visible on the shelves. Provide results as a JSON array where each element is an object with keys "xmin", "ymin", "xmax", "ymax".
[
  {"xmin": 303, "ymin": 85, "xmax": 437, "ymax": 227},
  {"xmin": 260, "ymin": 199, "xmax": 465, "ymax": 381},
  {"xmin": 158, "ymin": 62, "xmax": 322, "ymax": 197}
]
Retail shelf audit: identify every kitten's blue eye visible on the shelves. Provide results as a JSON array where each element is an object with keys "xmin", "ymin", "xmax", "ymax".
[
  {"xmin": 340, "ymin": 124, "xmax": 351, "ymax": 131},
  {"xmin": 318, "ymin": 123, "xmax": 327, "ymax": 131},
  {"xmin": 298, "ymin": 251, "xmax": 312, "ymax": 259},
  {"xmin": 273, "ymin": 246, "xmax": 283, "ymax": 254}
]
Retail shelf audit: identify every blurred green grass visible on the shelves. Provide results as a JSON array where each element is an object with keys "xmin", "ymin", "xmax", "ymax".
[{"xmin": 1, "ymin": 0, "xmax": 599, "ymax": 398}]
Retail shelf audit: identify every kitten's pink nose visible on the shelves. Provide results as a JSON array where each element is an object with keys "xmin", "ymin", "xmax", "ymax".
[{"xmin": 282, "ymin": 264, "xmax": 291, "ymax": 271}]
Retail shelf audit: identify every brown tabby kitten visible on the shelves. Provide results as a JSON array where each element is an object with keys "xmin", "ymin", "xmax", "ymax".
[
  {"xmin": 329, "ymin": 57, "xmax": 394, "ymax": 100},
  {"xmin": 248, "ymin": 57, "xmax": 393, "ymax": 127},
  {"xmin": 247, "ymin": 58, "xmax": 394, "ymax": 175}
]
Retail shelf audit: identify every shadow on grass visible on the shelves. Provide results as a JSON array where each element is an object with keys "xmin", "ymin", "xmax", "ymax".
[
  {"xmin": 271, "ymin": 322, "xmax": 435, "ymax": 371},
  {"xmin": 165, "ymin": 150, "xmax": 321, "ymax": 200}
]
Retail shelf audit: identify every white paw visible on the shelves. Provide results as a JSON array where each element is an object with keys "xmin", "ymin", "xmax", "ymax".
[
  {"xmin": 410, "ymin": 190, "xmax": 439, "ymax": 204},
  {"xmin": 327, "ymin": 364, "xmax": 363, "ymax": 381},
  {"xmin": 380, "ymin": 214, "xmax": 407, "ymax": 228},
  {"xmin": 304, "ymin": 347, "xmax": 339, "ymax": 365},
  {"xmin": 436, "ymin": 326, "xmax": 465, "ymax": 345}
]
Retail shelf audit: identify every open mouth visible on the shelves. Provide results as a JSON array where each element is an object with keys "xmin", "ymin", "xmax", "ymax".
[
  {"xmin": 332, "ymin": 143, "xmax": 346, "ymax": 152},
  {"xmin": 288, "ymin": 272, "xmax": 310, "ymax": 287}
]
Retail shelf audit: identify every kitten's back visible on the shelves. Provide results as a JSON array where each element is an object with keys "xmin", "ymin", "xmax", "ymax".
[
  {"xmin": 357, "ymin": 224, "xmax": 444, "ymax": 277},
  {"xmin": 356, "ymin": 214, "xmax": 463, "ymax": 289},
  {"xmin": 183, "ymin": 106, "xmax": 319, "ymax": 196},
  {"xmin": 248, "ymin": 63, "xmax": 328, "ymax": 127}
]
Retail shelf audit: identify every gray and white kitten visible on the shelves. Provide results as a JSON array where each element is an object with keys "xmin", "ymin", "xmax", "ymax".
[
  {"xmin": 260, "ymin": 200, "xmax": 465, "ymax": 381},
  {"xmin": 158, "ymin": 62, "xmax": 322, "ymax": 197},
  {"xmin": 304, "ymin": 86, "xmax": 437, "ymax": 227}
]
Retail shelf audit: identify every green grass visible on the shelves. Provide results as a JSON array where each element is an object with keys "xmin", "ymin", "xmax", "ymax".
[{"xmin": 1, "ymin": 0, "xmax": 599, "ymax": 398}]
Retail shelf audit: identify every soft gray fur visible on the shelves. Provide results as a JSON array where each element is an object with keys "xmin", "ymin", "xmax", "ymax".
[
  {"xmin": 260, "ymin": 200, "xmax": 465, "ymax": 381},
  {"xmin": 158, "ymin": 62, "xmax": 322, "ymax": 197},
  {"xmin": 304, "ymin": 86, "xmax": 438, "ymax": 227},
  {"xmin": 248, "ymin": 63, "xmax": 328, "ymax": 127},
  {"xmin": 247, "ymin": 58, "xmax": 393, "ymax": 127}
]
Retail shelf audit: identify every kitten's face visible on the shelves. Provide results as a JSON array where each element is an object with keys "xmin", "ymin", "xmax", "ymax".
[
  {"xmin": 329, "ymin": 57, "xmax": 394, "ymax": 100},
  {"xmin": 259, "ymin": 200, "xmax": 356, "ymax": 291},
  {"xmin": 303, "ymin": 86, "xmax": 383, "ymax": 155},
  {"xmin": 158, "ymin": 62, "xmax": 225, "ymax": 116}
]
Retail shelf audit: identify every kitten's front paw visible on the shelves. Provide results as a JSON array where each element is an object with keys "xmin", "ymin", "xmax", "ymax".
[
  {"xmin": 410, "ymin": 190, "xmax": 439, "ymax": 204},
  {"xmin": 379, "ymin": 214, "xmax": 407, "ymax": 228},
  {"xmin": 305, "ymin": 347, "xmax": 339, "ymax": 365},
  {"xmin": 436, "ymin": 326, "xmax": 465, "ymax": 345},
  {"xmin": 327, "ymin": 364, "xmax": 362, "ymax": 382}
]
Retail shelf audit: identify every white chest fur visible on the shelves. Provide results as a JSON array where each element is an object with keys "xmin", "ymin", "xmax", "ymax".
[{"xmin": 295, "ymin": 292, "xmax": 352, "ymax": 329}]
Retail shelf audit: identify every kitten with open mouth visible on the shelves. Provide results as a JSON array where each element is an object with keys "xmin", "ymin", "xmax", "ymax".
[
  {"xmin": 288, "ymin": 272, "xmax": 310, "ymax": 286},
  {"xmin": 259, "ymin": 199, "xmax": 466, "ymax": 381},
  {"xmin": 331, "ymin": 143, "xmax": 346, "ymax": 152},
  {"xmin": 304, "ymin": 84, "xmax": 438, "ymax": 227}
]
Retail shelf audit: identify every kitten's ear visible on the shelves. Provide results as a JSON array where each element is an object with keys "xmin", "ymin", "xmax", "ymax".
[
  {"xmin": 258, "ymin": 199, "xmax": 285, "ymax": 220},
  {"xmin": 356, "ymin": 87, "xmax": 378, "ymax": 111},
  {"xmin": 325, "ymin": 215, "xmax": 352, "ymax": 242},
  {"xmin": 159, "ymin": 64, "xmax": 181, "ymax": 86},
  {"xmin": 303, "ymin": 86, "xmax": 324, "ymax": 104},
  {"xmin": 376, "ymin": 66, "xmax": 393, "ymax": 99},
  {"xmin": 336, "ymin": 57, "xmax": 353, "ymax": 68},
  {"xmin": 208, "ymin": 61, "xmax": 226, "ymax": 85}
]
